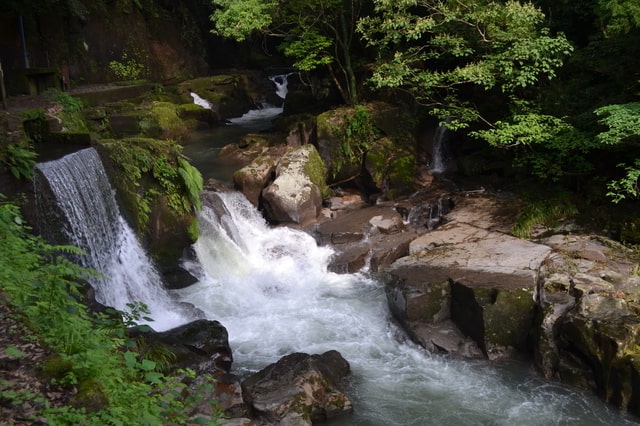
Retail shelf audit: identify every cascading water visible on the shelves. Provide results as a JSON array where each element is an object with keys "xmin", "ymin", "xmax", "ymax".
[
  {"xmin": 269, "ymin": 72, "xmax": 296, "ymax": 100},
  {"xmin": 430, "ymin": 120, "xmax": 454, "ymax": 174},
  {"xmin": 34, "ymin": 148, "xmax": 187, "ymax": 331},
  {"xmin": 175, "ymin": 191, "xmax": 635, "ymax": 425},
  {"xmin": 190, "ymin": 90, "xmax": 214, "ymax": 110}
]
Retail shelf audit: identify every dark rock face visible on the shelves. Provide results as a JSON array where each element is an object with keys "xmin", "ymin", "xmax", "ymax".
[
  {"xmin": 132, "ymin": 319, "xmax": 233, "ymax": 377},
  {"xmin": 241, "ymin": 351, "xmax": 353, "ymax": 425}
]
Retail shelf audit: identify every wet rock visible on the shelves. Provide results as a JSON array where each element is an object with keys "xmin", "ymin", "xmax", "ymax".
[
  {"xmin": 215, "ymin": 373, "xmax": 250, "ymax": 419},
  {"xmin": 386, "ymin": 199, "xmax": 552, "ymax": 359},
  {"xmin": 131, "ymin": 319, "xmax": 233, "ymax": 377},
  {"xmin": 233, "ymin": 155, "xmax": 278, "ymax": 207},
  {"xmin": 261, "ymin": 144, "xmax": 326, "ymax": 225},
  {"xmin": 554, "ymin": 293, "xmax": 640, "ymax": 414},
  {"xmin": 241, "ymin": 351, "xmax": 352, "ymax": 425}
]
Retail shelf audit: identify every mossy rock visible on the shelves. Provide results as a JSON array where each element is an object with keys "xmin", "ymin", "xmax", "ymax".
[
  {"xmin": 177, "ymin": 73, "xmax": 260, "ymax": 119},
  {"xmin": 483, "ymin": 288, "xmax": 536, "ymax": 355},
  {"xmin": 315, "ymin": 106, "xmax": 361, "ymax": 181},
  {"xmin": 72, "ymin": 378, "xmax": 109, "ymax": 414},
  {"xmin": 140, "ymin": 102, "xmax": 190, "ymax": 141},
  {"xmin": 95, "ymin": 138, "xmax": 201, "ymax": 271},
  {"xmin": 176, "ymin": 103, "xmax": 220, "ymax": 127},
  {"xmin": 302, "ymin": 145, "xmax": 329, "ymax": 198},
  {"xmin": 316, "ymin": 102, "xmax": 417, "ymax": 186},
  {"xmin": 366, "ymin": 137, "xmax": 417, "ymax": 199}
]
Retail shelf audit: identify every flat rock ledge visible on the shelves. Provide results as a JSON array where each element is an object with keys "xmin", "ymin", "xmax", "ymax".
[{"xmin": 387, "ymin": 217, "xmax": 551, "ymax": 360}]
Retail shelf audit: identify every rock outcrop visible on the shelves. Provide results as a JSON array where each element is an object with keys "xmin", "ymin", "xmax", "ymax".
[
  {"xmin": 534, "ymin": 234, "xmax": 640, "ymax": 417},
  {"xmin": 386, "ymin": 194, "xmax": 552, "ymax": 359},
  {"xmin": 241, "ymin": 351, "xmax": 352, "ymax": 425}
]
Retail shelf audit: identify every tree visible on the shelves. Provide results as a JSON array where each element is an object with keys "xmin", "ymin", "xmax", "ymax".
[
  {"xmin": 595, "ymin": 102, "xmax": 640, "ymax": 202},
  {"xmin": 358, "ymin": 0, "xmax": 573, "ymax": 130},
  {"xmin": 210, "ymin": 0, "xmax": 369, "ymax": 105}
]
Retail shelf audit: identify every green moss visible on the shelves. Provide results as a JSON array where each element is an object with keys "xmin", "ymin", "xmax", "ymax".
[
  {"xmin": 73, "ymin": 378, "xmax": 109, "ymax": 413},
  {"xmin": 483, "ymin": 288, "xmax": 536, "ymax": 350},
  {"xmin": 303, "ymin": 145, "xmax": 329, "ymax": 198},
  {"xmin": 99, "ymin": 138, "xmax": 201, "ymax": 234},
  {"xmin": 366, "ymin": 137, "xmax": 417, "ymax": 198},
  {"xmin": 142, "ymin": 102, "xmax": 188, "ymax": 140}
]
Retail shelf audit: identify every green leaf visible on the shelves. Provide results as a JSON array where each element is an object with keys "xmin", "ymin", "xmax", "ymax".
[{"xmin": 124, "ymin": 351, "xmax": 137, "ymax": 369}]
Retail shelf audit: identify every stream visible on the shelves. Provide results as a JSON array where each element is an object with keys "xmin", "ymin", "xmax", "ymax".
[{"xmin": 33, "ymin": 77, "xmax": 639, "ymax": 425}]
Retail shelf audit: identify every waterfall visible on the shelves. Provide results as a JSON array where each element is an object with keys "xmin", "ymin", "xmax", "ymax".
[
  {"xmin": 175, "ymin": 191, "xmax": 633, "ymax": 425},
  {"xmin": 430, "ymin": 119, "xmax": 454, "ymax": 174},
  {"xmin": 189, "ymin": 90, "xmax": 213, "ymax": 110},
  {"xmin": 269, "ymin": 72, "xmax": 295, "ymax": 99},
  {"xmin": 34, "ymin": 148, "xmax": 187, "ymax": 331}
]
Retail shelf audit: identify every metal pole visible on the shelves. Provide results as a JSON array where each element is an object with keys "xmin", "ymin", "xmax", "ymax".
[{"xmin": 0, "ymin": 59, "xmax": 7, "ymax": 110}]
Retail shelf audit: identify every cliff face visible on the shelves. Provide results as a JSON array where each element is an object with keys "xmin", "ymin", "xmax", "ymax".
[{"xmin": 0, "ymin": 1, "xmax": 217, "ymax": 94}]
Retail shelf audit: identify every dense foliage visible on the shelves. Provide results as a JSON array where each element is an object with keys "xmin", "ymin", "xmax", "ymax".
[
  {"xmin": 210, "ymin": 0, "xmax": 640, "ymax": 209},
  {"xmin": 0, "ymin": 196, "xmax": 220, "ymax": 425},
  {"xmin": 211, "ymin": 0, "xmax": 368, "ymax": 104}
]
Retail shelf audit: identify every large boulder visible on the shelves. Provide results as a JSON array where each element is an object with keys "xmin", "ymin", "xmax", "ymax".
[
  {"xmin": 241, "ymin": 351, "xmax": 352, "ymax": 425},
  {"xmin": 364, "ymin": 136, "xmax": 418, "ymax": 199},
  {"xmin": 261, "ymin": 144, "xmax": 327, "ymax": 225},
  {"xmin": 310, "ymin": 203, "xmax": 415, "ymax": 274},
  {"xmin": 315, "ymin": 102, "xmax": 416, "ymax": 192},
  {"xmin": 177, "ymin": 73, "xmax": 263, "ymax": 120}
]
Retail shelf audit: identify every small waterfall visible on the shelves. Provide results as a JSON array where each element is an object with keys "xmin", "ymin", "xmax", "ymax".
[
  {"xmin": 34, "ymin": 148, "xmax": 187, "ymax": 331},
  {"xmin": 268, "ymin": 72, "xmax": 295, "ymax": 99},
  {"xmin": 430, "ymin": 120, "xmax": 454, "ymax": 174},
  {"xmin": 190, "ymin": 90, "xmax": 213, "ymax": 110}
]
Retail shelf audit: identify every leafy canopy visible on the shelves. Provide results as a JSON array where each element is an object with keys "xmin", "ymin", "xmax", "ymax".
[
  {"xmin": 595, "ymin": 102, "xmax": 640, "ymax": 202},
  {"xmin": 210, "ymin": 0, "xmax": 278, "ymax": 42},
  {"xmin": 210, "ymin": 0, "xmax": 367, "ymax": 104},
  {"xmin": 358, "ymin": 0, "xmax": 573, "ymax": 128}
]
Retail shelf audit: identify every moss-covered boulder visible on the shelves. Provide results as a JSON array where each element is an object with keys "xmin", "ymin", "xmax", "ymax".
[
  {"xmin": 261, "ymin": 144, "xmax": 328, "ymax": 225},
  {"xmin": 218, "ymin": 133, "xmax": 285, "ymax": 166},
  {"xmin": 96, "ymin": 138, "xmax": 202, "ymax": 272},
  {"xmin": 365, "ymin": 136, "xmax": 417, "ymax": 199},
  {"xmin": 315, "ymin": 102, "xmax": 417, "ymax": 197}
]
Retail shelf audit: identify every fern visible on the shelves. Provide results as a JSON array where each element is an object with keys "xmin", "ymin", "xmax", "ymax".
[
  {"xmin": 178, "ymin": 157, "xmax": 203, "ymax": 211},
  {"xmin": 3, "ymin": 144, "xmax": 37, "ymax": 180}
]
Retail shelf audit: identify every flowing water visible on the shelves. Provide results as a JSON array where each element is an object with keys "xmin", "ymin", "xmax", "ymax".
[
  {"xmin": 182, "ymin": 97, "xmax": 283, "ymax": 182},
  {"xmin": 33, "ymin": 75, "xmax": 639, "ymax": 425},
  {"xmin": 34, "ymin": 148, "xmax": 187, "ymax": 331},
  {"xmin": 430, "ymin": 120, "xmax": 454, "ymax": 175},
  {"xmin": 175, "ymin": 192, "xmax": 636, "ymax": 426}
]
